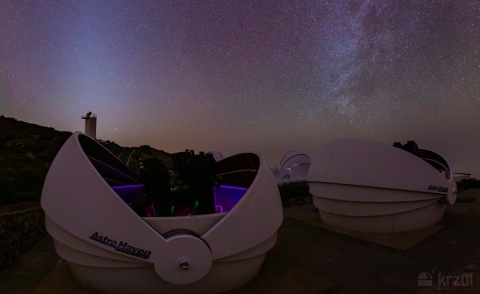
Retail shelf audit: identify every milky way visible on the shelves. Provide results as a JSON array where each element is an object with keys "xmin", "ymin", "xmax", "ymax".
[{"xmin": 1, "ymin": 1, "xmax": 479, "ymax": 175}]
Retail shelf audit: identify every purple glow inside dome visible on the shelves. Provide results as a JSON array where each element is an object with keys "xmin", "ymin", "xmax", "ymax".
[
  {"xmin": 111, "ymin": 184, "xmax": 247, "ymax": 215},
  {"xmin": 214, "ymin": 185, "xmax": 248, "ymax": 213},
  {"xmin": 112, "ymin": 184, "xmax": 143, "ymax": 205}
]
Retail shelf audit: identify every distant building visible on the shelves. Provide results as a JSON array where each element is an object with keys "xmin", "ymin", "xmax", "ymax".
[
  {"xmin": 81, "ymin": 112, "xmax": 97, "ymax": 139},
  {"xmin": 453, "ymin": 173, "xmax": 472, "ymax": 181}
]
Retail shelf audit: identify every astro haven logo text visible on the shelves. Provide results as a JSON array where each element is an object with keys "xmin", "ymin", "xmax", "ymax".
[{"xmin": 89, "ymin": 232, "xmax": 152, "ymax": 260}]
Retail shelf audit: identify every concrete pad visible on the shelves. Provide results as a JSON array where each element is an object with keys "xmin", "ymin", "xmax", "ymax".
[
  {"xmin": 31, "ymin": 260, "xmax": 104, "ymax": 294},
  {"xmin": 0, "ymin": 235, "xmax": 60, "ymax": 294},
  {"xmin": 442, "ymin": 202, "xmax": 478, "ymax": 223},
  {"xmin": 283, "ymin": 204, "xmax": 443, "ymax": 250},
  {"xmin": 225, "ymin": 244, "xmax": 336, "ymax": 294},
  {"xmin": 32, "ymin": 249, "xmax": 336, "ymax": 294},
  {"xmin": 1, "ymin": 234, "xmax": 336, "ymax": 294}
]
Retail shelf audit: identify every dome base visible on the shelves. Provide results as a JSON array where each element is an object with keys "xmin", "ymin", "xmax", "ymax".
[
  {"xmin": 68, "ymin": 254, "xmax": 266, "ymax": 294},
  {"xmin": 311, "ymin": 183, "xmax": 446, "ymax": 233}
]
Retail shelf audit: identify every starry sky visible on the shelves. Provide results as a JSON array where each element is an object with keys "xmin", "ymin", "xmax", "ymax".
[{"xmin": 1, "ymin": 1, "xmax": 479, "ymax": 176}]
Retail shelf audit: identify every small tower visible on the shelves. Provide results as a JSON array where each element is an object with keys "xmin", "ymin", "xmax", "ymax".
[{"xmin": 81, "ymin": 112, "xmax": 97, "ymax": 139}]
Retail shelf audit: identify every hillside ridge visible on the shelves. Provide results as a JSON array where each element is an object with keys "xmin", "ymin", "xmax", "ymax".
[{"xmin": 0, "ymin": 115, "xmax": 171, "ymax": 204}]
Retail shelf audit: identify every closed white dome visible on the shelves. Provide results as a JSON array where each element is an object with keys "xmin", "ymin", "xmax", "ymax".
[{"xmin": 307, "ymin": 138, "xmax": 456, "ymax": 232}]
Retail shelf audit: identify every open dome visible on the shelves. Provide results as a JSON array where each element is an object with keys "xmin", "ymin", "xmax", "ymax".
[
  {"xmin": 279, "ymin": 150, "xmax": 310, "ymax": 168},
  {"xmin": 272, "ymin": 150, "xmax": 310, "ymax": 183},
  {"xmin": 307, "ymin": 138, "xmax": 457, "ymax": 233},
  {"xmin": 41, "ymin": 132, "xmax": 283, "ymax": 294}
]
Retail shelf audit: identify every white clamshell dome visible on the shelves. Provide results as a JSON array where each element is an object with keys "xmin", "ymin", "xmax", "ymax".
[
  {"xmin": 276, "ymin": 150, "xmax": 310, "ymax": 183},
  {"xmin": 41, "ymin": 133, "xmax": 283, "ymax": 294},
  {"xmin": 307, "ymin": 139, "xmax": 457, "ymax": 233}
]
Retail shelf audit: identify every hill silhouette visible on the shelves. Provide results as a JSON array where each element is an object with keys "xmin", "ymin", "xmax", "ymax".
[{"xmin": 0, "ymin": 115, "xmax": 172, "ymax": 205}]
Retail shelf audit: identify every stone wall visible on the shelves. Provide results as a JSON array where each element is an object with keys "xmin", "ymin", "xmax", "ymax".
[{"xmin": 0, "ymin": 208, "xmax": 47, "ymax": 271}]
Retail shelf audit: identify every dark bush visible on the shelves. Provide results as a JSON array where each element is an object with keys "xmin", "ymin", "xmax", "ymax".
[
  {"xmin": 18, "ymin": 192, "xmax": 41, "ymax": 201},
  {"xmin": 457, "ymin": 178, "xmax": 480, "ymax": 191},
  {"xmin": 0, "ymin": 131, "xmax": 15, "ymax": 145},
  {"xmin": 28, "ymin": 143, "xmax": 45, "ymax": 153},
  {"xmin": 278, "ymin": 182, "xmax": 311, "ymax": 205},
  {"xmin": 36, "ymin": 154, "xmax": 50, "ymax": 162},
  {"xmin": 0, "ymin": 179, "xmax": 18, "ymax": 204}
]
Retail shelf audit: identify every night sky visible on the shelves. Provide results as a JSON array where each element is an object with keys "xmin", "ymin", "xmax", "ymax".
[{"xmin": 1, "ymin": 1, "xmax": 479, "ymax": 176}]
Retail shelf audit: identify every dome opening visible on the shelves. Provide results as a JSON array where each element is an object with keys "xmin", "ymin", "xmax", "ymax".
[{"xmin": 77, "ymin": 134, "xmax": 257, "ymax": 217}]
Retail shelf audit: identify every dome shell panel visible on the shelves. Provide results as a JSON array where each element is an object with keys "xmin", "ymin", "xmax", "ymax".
[
  {"xmin": 307, "ymin": 138, "xmax": 456, "ymax": 232},
  {"xmin": 307, "ymin": 138, "xmax": 450, "ymax": 195},
  {"xmin": 41, "ymin": 132, "xmax": 283, "ymax": 293},
  {"xmin": 280, "ymin": 150, "xmax": 311, "ymax": 168}
]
